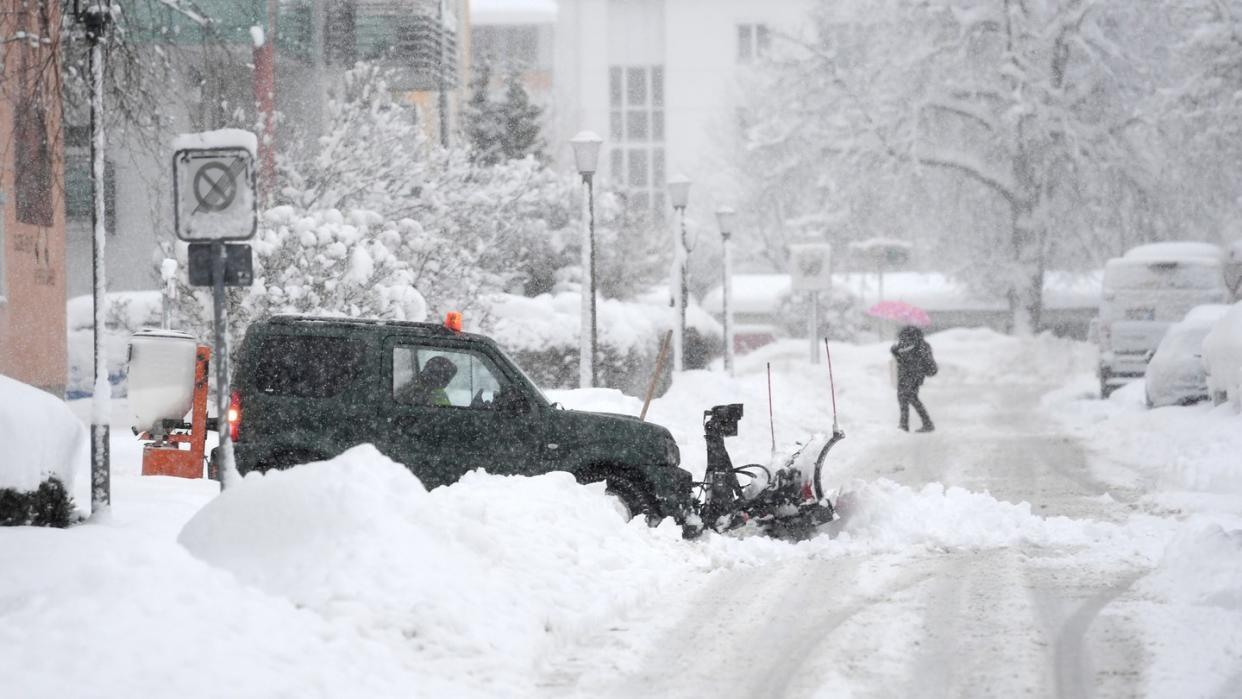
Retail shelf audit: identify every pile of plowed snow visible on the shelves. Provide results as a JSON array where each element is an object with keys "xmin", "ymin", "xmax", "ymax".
[
  {"xmin": 178, "ymin": 445, "xmax": 694, "ymax": 693},
  {"xmin": 829, "ymin": 478, "xmax": 1169, "ymax": 559}
]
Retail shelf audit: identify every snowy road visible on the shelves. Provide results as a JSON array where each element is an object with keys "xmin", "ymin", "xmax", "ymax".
[{"xmin": 539, "ymin": 377, "xmax": 1154, "ymax": 698}]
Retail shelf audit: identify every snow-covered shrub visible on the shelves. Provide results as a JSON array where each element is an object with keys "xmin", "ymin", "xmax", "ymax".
[
  {"xmin": 272, "ymin": 63, "xmax": 581, "ymax": 312},
  {"xmin": 170, "ymin": 207, "xmax": 429, "ymax": 354},
  {"xmin": 0, "ymin": 375, "xmax": 86, "ymax": 525},
  {"xmin": 486, "ymin": 292, "xmax": 722, "ymax": 394},
  {"xmin": 0, "ymin": 478, "xmax": 74, "ymax": 528},
  {"xmin": 775, "ymin": 284, "xmax": 866, "ymax": 342}
]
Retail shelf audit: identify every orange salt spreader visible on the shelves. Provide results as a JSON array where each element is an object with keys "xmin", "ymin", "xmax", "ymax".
[{"xmin": 128, "ymin": 329, "xmax": 211, "ymax": 478}]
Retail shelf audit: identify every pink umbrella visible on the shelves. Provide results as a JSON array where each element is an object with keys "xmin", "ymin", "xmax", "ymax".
[{"xmin": 865, "ymin": 300, "xmax": 931, "ymax": 327}]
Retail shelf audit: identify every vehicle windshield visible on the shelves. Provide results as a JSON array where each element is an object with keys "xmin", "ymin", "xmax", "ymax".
[{"xmin": 1103, "ymin": 260, "xmax": 1223, "ymax": 291}]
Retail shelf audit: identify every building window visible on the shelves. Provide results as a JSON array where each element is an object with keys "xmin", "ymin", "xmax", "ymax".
[
  {"xmin": 738, "ymin": 24, "xmax": 771, "ymax": 63},
  {"xmin": 607, "ymin": 64, "xmax": 665, "ymax": 210},
  {"xmin": 64, "ymin": 126, "xmax": 116, "ymax": 234},
  {"xmin": 15, "ymin": 102, "xmax": 53, "ymax": 227}
]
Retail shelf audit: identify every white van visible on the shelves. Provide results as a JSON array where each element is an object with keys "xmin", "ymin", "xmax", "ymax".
[{"xmin": 1096, "ymin": 242, "xmax": 1230, "ymax": 398}]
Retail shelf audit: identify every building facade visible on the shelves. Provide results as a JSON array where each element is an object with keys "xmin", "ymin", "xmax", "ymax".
[
  {"xmin": 552, "ymin": 0, "xmax": 812, "ymax": 214},
  {"xmin": 0, "ymin": 1, "xmax": 68, "ymax": 395}
]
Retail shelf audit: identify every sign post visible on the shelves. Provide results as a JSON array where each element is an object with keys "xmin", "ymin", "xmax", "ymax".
[
  {"xmin": 173, "ymin": 130, "xmax": 258, "ymax": 488},
  {"xmin": 789, "ymin": 243, "xmax": 833, "ymax": 364}
]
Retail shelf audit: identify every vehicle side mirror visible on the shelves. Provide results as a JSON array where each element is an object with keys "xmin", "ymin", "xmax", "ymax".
[{"xmin": 495, "ymin": 387, "xmax": 530, "ymax": 416}]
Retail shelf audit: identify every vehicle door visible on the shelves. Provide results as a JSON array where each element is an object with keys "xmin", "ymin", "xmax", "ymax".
[{"xmin": 379, "ymin": 337, "xmax": 544, "ymax": 488}]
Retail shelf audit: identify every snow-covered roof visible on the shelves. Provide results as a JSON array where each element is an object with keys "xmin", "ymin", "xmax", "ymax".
[
  {"xmin": 471, "ymin": 0, "xmax": 556, "ymax": 25},
  {"xmin": 701, "ymin": 271, "xmax": 1102, "ymax": 315},
  {"xmin": 847, "ymin": 237, "xmax": 913, "ymax": 252},
  {"xmin": 1124, "ymin": 241, "xmax": 1222, "ymax": 262},
  {"xmin": 172, "ymin": 129, "xmax": 258, "ymax": 157}
]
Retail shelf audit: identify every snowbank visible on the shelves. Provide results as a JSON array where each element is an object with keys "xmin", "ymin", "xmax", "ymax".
[
  {"xmin": 0, "ymin": 375, "xmax": 88, "ymax": 498},
  {"xmin": 66, "ymin": 290, "xmax": 165, "ymax": 397},
  {"xmin": 831, "ymin": 478, "xmax": 1164, "ymax": 557},
  {"xmin": 179, "ymin": 445, "xmax": 695, "ymax": 694},
  {"xmin": 1126, "ymin": 524, "xmax": 1242, "ymax": 698},
  {"xmin": 1050, "ymin": 380, "xmax": 1242, "ymax": 497},
  {"xmin": 0, "ymin": 523, "xmax": 423, "ymax": 698},
  {"xmin": 487, "ymin": 290, "xmax": 720, "ymax": 357},
  {"xmin": 1140, "ymin": 524, "xmax": 1242, "ymax": 608}
]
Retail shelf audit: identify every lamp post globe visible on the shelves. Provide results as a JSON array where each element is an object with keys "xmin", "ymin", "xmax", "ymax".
[
  {"xmin": 715, "ymin": 206, "xmax": 736, "ymax": 241},
  {"xmin": 570, "ymin": 131, "xmax": 603, "ymax": 177},
  {"xmin": 668, "ymin": 173, "xmax": 692, "ymax": 210}
]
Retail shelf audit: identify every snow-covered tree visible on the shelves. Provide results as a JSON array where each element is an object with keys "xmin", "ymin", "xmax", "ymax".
[
  {"xmin": 464, "ymin": 60, "xmax": 504, "ymax": 165},
  {"xmin": 463, "ymin": 63, "xmax": 545, "ymax": 165},
  {"xmin": 744, "ymin": 0, "xmax": 1163, "ymax": 333}
]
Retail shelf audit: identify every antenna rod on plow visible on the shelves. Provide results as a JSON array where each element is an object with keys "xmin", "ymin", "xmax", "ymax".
[
  {"xmin": 824, "ymin": 337, "xmax": 839, "ymax": 432},
  {"xmin": 766, "ymin": 362, "xmax": 776, "ymax": 453}
]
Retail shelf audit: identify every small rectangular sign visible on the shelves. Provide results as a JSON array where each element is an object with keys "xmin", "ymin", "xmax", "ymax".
[
  {"xmin": 789, "ymin": 243, "xmax": 833, "ymax": 292},
  {"xmin": 187, "ymin": 243, "xmax": 254, "ymax": 287}
]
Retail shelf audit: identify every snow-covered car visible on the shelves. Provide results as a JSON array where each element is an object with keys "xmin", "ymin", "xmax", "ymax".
[
  {"xmin": 1203, "ymin": 300, "xmax": 1242, "ymax": 407},
  {"xmin": 1096, "ymin": 243, "xmax": 1230, "ymax": 398},
  {"xmin": 1144, "ymin": 304, "xmax": 1231, "ymax": 407}
]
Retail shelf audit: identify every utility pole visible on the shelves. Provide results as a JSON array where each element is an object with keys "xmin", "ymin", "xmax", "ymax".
[{"xmin": 78, "ymin": 0, "xmax": 113, "ymax": 516}]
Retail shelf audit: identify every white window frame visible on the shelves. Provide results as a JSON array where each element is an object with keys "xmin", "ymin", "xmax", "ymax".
[
  {"xmin": 738, "ymin": 23, "xmax": 771, "ymax": 63},
  {"xmin": 607, "ymin": 64, "xmax": 665, "ymax": 210}
]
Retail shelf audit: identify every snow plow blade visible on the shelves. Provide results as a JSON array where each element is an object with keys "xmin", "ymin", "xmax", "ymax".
[{"xmin": 686, "ymin": 403, "xmax": 844, "ymax": 541}]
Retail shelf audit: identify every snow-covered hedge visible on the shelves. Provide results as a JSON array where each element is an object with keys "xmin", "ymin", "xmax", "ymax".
[
  {"xmin": 170, "ymin": 207, "xmax": 431, "ymax": 359},
  {"xmin": 0, "ymin": 375, "xmax": 86, "ymax": 526},
  {"xmin": 485, "ymin": 291, "xmax": 722, "ymax": 394}
]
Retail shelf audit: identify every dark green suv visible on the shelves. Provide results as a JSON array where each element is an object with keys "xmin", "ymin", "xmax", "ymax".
[{"xmin": 221, "ymin": 315, "xmax": 691, "ymax": 520}]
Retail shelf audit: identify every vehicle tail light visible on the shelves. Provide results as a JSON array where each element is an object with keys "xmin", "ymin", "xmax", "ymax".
[
  {"xmin": 444, "ymin": 311, "xmax": 463, "ymax": 332},
  {"xmin": 227, "ymin": 390, "xmax": 241, "ymax": 442}
]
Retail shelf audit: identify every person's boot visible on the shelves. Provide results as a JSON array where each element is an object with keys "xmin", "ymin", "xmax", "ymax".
[
  {"xmin": 899, "ymin": 422, "xmax": 909, "ymax": 432},
  {"xmin": 917, "ymin": 423, "xmax": 935, "ymax": 433}
]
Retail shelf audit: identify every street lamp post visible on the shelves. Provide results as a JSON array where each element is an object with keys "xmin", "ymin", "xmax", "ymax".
[
  {"xmin": 716, "ymin": 206, "xmax": 736, "ymax": 376},
  {"xmin": 668, "ymin": 174, "xmax": 691, "ymax": 372},
  {"xmin": 77, "ymin": 0, "xmax": 113, "ymax": 516},
  {"xmin": 570, "ymin": 131, "xmax": 602, "ymax": 388}
]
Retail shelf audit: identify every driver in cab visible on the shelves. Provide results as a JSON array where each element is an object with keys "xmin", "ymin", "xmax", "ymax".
[{"xmin": 396, "ymin": 356, "xmax": 457, "ymax": 407}]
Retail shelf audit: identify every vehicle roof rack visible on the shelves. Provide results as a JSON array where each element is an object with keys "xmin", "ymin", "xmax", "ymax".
[{"xmin": 267, "ymin": 314, "xmax": 458, "ymax": 335}]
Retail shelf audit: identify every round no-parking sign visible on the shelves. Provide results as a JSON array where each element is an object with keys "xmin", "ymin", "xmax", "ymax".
[{"xmin": 173, "ymin": 145, "xmax": 257, "ymax": 241}]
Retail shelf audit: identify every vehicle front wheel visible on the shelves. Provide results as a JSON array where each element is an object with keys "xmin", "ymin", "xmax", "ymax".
[{"xmin": 597, "ymin": 473, "xmax": 662, "ymax": 526}]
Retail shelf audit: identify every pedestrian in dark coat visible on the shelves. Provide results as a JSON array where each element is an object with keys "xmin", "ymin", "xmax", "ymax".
[{"xmin": 891, "ymin": 325, "xmax": 937, "ymax": 432}]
